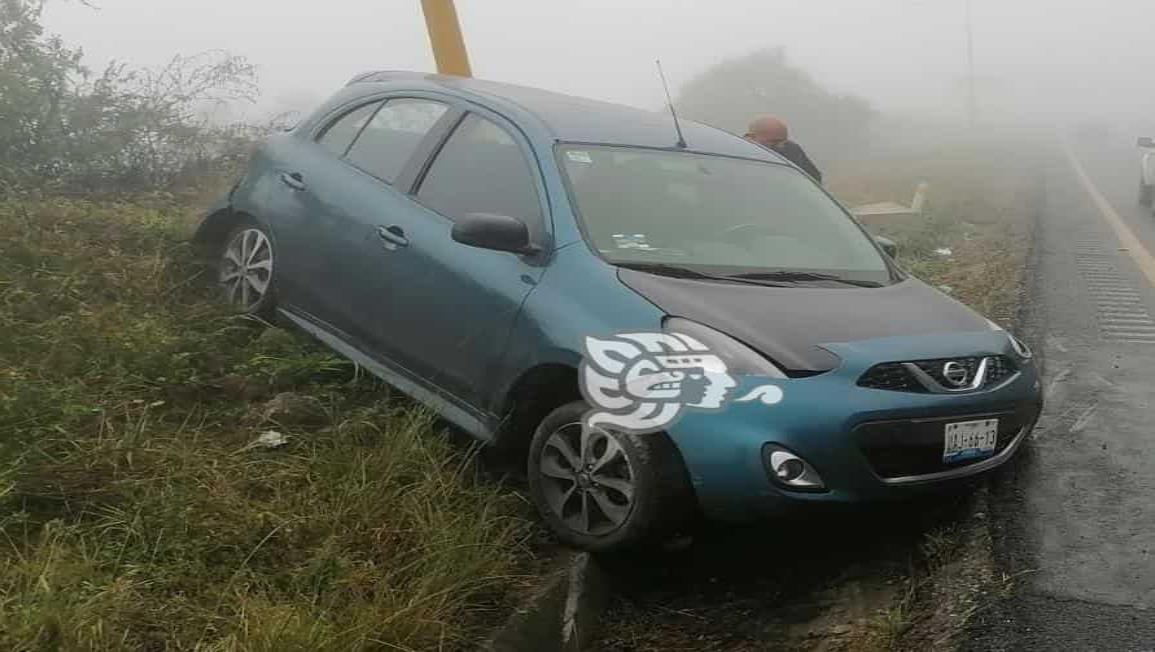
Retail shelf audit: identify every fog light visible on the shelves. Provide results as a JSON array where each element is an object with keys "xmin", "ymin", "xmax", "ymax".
[
  {"xmin": 762, "ymin": 444, "xmax": 826, "ymax": 492},
  {"xmin": 776, "ymin": 457, "xmax": 806, "ymax": 482}
]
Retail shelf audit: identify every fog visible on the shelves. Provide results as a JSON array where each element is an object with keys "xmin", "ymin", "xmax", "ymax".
[{"xmin": 44, "ymin": 0, "xmax": 1155, "ymax": 130}]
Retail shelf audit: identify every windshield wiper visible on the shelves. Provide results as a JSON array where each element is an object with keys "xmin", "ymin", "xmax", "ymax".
[
  {"xmin": 731, "ymin": 271, "xmax": 885, "ymax": 288},
  {"xmin": 617, "ymin": 263, "xmax": 791, "ymax": 287}
]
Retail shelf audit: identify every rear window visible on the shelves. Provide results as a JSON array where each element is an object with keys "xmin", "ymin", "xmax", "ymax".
[
  {"xmin": 316, "ymin": 102, "xmax": 380, "ymax": 157},
  {"xmin": 345, "ymin": 99, "xmax": 448, "ymax": 183}
]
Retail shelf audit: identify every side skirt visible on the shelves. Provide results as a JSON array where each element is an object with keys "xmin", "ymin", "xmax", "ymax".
[{"xmin": 278, "ymin": 308, "xmax": 495, "ymax": 442}]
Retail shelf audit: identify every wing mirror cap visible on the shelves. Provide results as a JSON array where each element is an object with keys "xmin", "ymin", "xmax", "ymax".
[
  {"xmin": 874, "ymin": 235, "xmax": 898, "ymax": 258},
  {"xmin": 451, "ymin": 212, "xmax": 539, "ymax": 254},
  {"xmin": 1139, "ymin": 137, "xmax": 1155, "ymax": 148}
]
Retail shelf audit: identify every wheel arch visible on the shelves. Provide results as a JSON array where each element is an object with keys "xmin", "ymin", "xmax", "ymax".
[
  {"xmin": 193, "ymin": 208, "xmax": 261, "ymax": 256},
  {"xmin": 490, "ymin": 362, "xmax": 582, "ymax": 462}
]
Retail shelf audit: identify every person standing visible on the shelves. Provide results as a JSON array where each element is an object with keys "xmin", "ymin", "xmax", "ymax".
[{"xmin": 745, "ymin": 115, "xmax": 822, "ymax": 183}]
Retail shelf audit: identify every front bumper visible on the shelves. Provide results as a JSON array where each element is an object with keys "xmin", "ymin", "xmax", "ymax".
[{"xmin": 664, "ymin": 331, "xmax": 1043, "ymax": 521}]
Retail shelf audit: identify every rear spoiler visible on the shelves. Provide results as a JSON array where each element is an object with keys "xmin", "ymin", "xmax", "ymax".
[{"xmin": 345, "ymin": 70, "xmax": 413, "ymax": 86}]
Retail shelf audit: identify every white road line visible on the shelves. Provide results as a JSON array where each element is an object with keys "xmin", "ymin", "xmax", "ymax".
[{"xmin": 1065, "ymin": 142, "xmax": 1155, "ymax": 289}]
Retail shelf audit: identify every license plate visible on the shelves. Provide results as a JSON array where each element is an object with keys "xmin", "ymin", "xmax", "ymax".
[{"xmin": 943, "ymin": 418, "xmax": 999, "ymax": 464}]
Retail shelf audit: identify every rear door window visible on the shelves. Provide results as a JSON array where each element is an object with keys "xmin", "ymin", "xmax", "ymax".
[
  {"xmin": 316, "ymin": 102, "xmax": 380, "ymax": 157},
  {"xmin": 345, "ymin": 99, "xmax": 448, "ymax": 183},
  {"xmin": 416, "ymin": 114, "xmax": 542, "ymax": 228}
]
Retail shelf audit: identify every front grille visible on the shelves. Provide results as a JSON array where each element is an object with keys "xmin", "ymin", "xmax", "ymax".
[
  {"xmin": 985, "ymin": 356, "xmax": 1015, "ymax": 384},
  {"xmin": 857, "ymin": 363, "xmax": 920, "ymax": 392},
  {"xmin": 912, "ymin": 357, "xmax": 983, "ymax": 387},
  {"xmin": 856, "ymin": 404, "xmax": 1038, "ymax": 479},
  {"xmin": 857, "ymin": 355, "xmax": 1018, "ymax": 393}
]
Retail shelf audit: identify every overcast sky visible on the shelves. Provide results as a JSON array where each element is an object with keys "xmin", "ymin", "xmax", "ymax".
[{"xmin": 43, "ymin": 0, "xmax": 1155, "ymax": 125}]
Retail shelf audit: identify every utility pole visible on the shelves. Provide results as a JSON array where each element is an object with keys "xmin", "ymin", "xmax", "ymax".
[
  {"xmin": 965, "ymin": 0, "xmax": 976, "ymax": 126},
  {"xmin": 420, "ymin": 0, "xmax": 472, "ymax": 77}
]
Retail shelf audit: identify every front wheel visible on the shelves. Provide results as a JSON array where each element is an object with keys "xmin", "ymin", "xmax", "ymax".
[
  {"xmin": 527, "ymin": 401, "xmax": 693, "ymax": 552},
  {"xmin": 219, "ymin": 221, "xmax": 278, "ymax": 318}
]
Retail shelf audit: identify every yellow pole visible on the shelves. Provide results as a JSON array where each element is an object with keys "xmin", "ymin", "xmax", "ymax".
[{"xmin": 420, "ymin": 0, "xmax": 473, "ymax": 77}]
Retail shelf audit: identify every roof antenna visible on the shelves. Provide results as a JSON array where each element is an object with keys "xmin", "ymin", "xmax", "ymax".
[{"xmin": 656, "ymin": 60, "xmax": 687, "ymax": 149}]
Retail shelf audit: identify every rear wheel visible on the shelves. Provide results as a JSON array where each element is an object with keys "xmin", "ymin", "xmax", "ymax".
[
  {"xmin": 527, "ymin": 401, "xmax": 693, "ymax": 552},
  {"xmin": 219, "ymin": 221, "xmax": 277, "ymax": 318}
]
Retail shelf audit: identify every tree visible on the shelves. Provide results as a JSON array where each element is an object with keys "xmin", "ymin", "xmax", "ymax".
[
  {"xmin": 0, "ymin": 0, "xmax": 84, "ymax": 191},
  {"xmin": 0, "ymin": 0, "xmax": 259, "ymax": 196},
  {"xmin": 676, "ymin": 48, "xmax": 875, "ymax": 165}
]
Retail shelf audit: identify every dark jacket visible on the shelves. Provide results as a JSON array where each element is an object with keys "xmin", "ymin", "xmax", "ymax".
[{"xmin": 771, "ymin": 140, "xmax": 822, "ymax": 183}]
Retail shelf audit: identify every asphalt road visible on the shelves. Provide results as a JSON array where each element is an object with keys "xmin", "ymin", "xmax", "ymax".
[{"xmin": 972, "ymin": 134, "xmax": 1155, "ymax": 651}]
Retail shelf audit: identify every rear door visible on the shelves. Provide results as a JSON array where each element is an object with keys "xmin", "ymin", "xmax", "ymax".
[
  {"xmin": 364, "ymin": 110, "xmax": 551, "ymax": 409},
  {"xmin": 271, "ymin": 96, "xmax": 456, "ymax": 347},
  {"xmin": 265, "ymin": 99, "xmax": 382, "ymax": 319}
]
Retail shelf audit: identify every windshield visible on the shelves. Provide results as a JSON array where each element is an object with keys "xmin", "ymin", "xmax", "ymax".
[{"xmin": 559, "ymin": 146, "xmax": 893, "ymax": 286}]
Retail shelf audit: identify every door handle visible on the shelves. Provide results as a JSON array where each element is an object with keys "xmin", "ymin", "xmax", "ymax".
[
  {"xmin": 377, "ymin": 225, "xmax": 409, "ymax": 249},
  {"xmin": 279, "ymin": 171, "xmax": 306, "ymax": 191}
]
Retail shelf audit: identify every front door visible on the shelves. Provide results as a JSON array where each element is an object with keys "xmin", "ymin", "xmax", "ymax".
[
  {"xmin": 275, "ymin": 96, "xmax": 455, "ymax": 350},
  {"xmin": 365, "ymin": 111, "xmax": 550, "ymax": 410}
]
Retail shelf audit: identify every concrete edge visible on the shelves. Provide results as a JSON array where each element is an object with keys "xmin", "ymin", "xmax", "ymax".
[{"xmin": 484, "ymin": 552, "xmax": 610, "ymax": 652}]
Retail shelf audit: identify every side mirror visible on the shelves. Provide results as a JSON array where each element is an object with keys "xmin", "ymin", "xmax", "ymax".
[
  {"xmin": 451, "ymin": 212, "xmax": 537, "ymax": 254},
  {"xmin": 874, "ymin": 235, "xmax": 898, "ymax": 258},
  {"xmin": 1139, "ymin": 137, "xmax": 1155, "ymax": 148}
]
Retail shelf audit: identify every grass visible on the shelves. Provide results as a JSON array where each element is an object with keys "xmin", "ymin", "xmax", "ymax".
[
  {"xmin": 0, "ymin": 199, "xmax": 541, "ymax": 650},
  {"xmin": 828, "ymin": 136, "xmax": 1039, "ymax": 328},
  {"xmin": 863, "ymin": 576, "xmax": 918, "ymax": 652}
]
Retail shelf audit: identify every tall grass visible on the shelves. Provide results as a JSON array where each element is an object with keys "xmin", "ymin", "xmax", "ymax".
[
  {"xmin": 828, "ymin": 138, "xmax": 1039, "ymax": 327},
  {"xmin": 0, "ymin": 199, "xmax": 538, "ymax": 650}
]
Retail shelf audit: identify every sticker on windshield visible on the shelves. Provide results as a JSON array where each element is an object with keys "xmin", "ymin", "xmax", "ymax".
[
  {"xmin": 566, "ymin": 150, "xmax": 593, "ymax": 164},
  {"xmin": 612, "ymin": 233, "xmax": 653, "ymax": 250},
  {"xmin": 580, "ymin": 331, "xmax": 784, "ymax": 434}
]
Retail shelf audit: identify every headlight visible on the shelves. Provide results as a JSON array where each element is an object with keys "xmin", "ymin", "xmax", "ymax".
[
  {"xmin": 1008, "ymin": 334, "xmax": 1032, "ymax": 360},
  {"xmin": 663, "ymin": 317, "xmax": 786, "ymax": 378},
  {"xmin": 987, "ymin": 319, "xmax": 1032, "ymax": 360},
  {"xmin": 762, "ymin": 444, "xmax": 826, "ymax": 491}
]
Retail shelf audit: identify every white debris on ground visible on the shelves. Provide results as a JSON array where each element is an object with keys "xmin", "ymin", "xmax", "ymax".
[
  {"xmin": 851, "ymin": 182, "xmax": 929, "ymax": 218},
  {"xmin": 935, "ymin": 247, "xmax": 954, "ymax": 257},
  {"xmin": 254, "ymin": 430, "xmax": 288, "ymax": 448}
]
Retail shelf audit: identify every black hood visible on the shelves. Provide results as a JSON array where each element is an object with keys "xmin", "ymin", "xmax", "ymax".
[{"xmin": 619, "ymin": 269, "xmax": 990, "ymax": 372}]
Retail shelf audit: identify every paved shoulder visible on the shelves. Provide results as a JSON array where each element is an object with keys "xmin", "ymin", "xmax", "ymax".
[{"xmin": 973, "ymin": 141, "xmax": 1155, "ymax": 650}]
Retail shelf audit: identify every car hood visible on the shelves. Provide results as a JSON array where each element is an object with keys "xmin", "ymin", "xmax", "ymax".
[{"xmin": 618, "ymin": 270, "xmax": 991, "ymax": 372}]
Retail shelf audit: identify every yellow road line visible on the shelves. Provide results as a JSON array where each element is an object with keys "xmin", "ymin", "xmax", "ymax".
[{"xmin": 1064, "ymin": 142, "xmax": 1155, "ymax": 288}]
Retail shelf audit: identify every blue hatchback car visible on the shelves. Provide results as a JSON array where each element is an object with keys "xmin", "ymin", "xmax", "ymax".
[{"xmin": 197, "ymin": 71, "xmax": 1042, "ymax": 551}]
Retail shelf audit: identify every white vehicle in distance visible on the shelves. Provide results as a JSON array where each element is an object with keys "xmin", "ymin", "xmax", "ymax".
[{"xmin": 1139, "ymin": 137, "xmax": 1155, "ymax": 209}]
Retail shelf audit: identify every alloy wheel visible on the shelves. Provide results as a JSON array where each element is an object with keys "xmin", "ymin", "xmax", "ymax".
[
  {"xmin": 538, "ymin": 421, "xmax": 636, "ymax": 536},
  {"xmin": 220, "ymin": 228, "xmax": 273, "ymax": 313}
]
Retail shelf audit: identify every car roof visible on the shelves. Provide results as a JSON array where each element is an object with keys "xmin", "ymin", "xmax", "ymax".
[{"xmin": 347, "ymin": 71, "xmax": 783, "ymax": 162}]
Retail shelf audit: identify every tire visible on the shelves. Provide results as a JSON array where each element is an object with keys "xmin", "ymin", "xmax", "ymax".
[
  {"xmin": 1140, "ymin": 179, "xmax": 1152, "ymax": 208},
  {"xmin": 527, "ymin": 400, "xmax": 693, "ymax": 552},
  {"xmin": 218, "ymin": 219, "xmax": 278, "ymax": 319}
]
